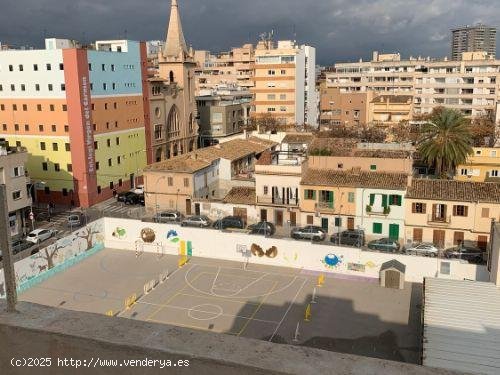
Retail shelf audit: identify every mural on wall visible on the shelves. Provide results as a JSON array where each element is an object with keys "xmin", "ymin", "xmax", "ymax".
[
  {"xmin": 250, "ymin": 244, "xmax": 278, "ymax": 258},
  {"xmin": 166, "ymin": 230, "xmax": 180, "ymax": 244},
  {"xmin": 0, "ymin": 220, "xmax": 105, "ymax": 299},
  {"xmin": 347, "ymin": 263, "xmax": 366, "ymax": 273},
  {"xmin": 112, "ymin": 227, "xmax": 127, "ymax": 239},
  {"xmin": 140, "ymin": 228, "xmax": 156, "ymax": 243},
  {"xmin": 283, "ymin": 252, "xmax": 299, "ymax": 264},
  {"xmin": 365, "ymin": 261, "xmax": 377, "ymax": 269},
  {"xmin": 322, "ymin": 253, "xmax": 344, "ymax": 269}
]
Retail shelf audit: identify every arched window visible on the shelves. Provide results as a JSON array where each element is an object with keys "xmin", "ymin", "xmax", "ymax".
[
  {"xmin": 155, "ymin": 148, "xmax": 162, "ymax": 162},
  {"xmin": 169, "ymin": 71, "xmax": 174, "ymax": 83},
  {"xmin": 167, "ymin": 106, "xmax": 180, "ymax": 134},
  {"xmin": 173, "ymin": 143, "xmax": 178, "ymax": 157}
]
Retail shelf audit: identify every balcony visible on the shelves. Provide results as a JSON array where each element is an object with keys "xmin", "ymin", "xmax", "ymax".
[
  {"xmin": 366, "ymin": 205, "xmax": 390, "ymax": 216},
  {"xmin": 427, "ymin": 214, "xmax": 451, "ymax": 226},
  {"xmin": 317, "ymin": 201, "xmax": 335, "ymax": 212},
  {"xmin": 257, "ymin": 196, "xmax": 298, "ymax": 206}
]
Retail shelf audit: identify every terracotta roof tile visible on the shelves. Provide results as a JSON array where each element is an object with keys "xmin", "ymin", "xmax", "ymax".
[
  {"xmin": 223, "ymin": 187, "xmax": 256, "ymax": 205},
  {"xmin": 282, "ymin": 133, "xmax": 314, "ymax": 144},
  {"xmin": 301, "ymin": 169, "xmax": 409, "ymax": 190},
  {"xmin": 406, "ymin": 179, "xmax": 500, "ymax": 203}
]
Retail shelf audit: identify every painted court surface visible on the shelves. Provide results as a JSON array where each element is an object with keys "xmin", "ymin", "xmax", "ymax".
[{"xmin": 20, "ymin": 248, "xmax": 422, "ymax": 364}]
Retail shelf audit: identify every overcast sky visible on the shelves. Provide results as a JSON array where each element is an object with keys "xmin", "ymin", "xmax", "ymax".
[{"xmin": 1, "ymin": 0, "xmax": 499, "ymax": 65}]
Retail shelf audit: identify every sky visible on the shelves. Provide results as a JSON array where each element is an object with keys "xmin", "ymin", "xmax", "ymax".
[{"xmin": 1, "ymin": 0, "xmax": 499, "ymax": 65}]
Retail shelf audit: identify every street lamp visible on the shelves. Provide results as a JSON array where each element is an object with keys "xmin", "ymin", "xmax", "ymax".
[{"xmin": 26, "ymin": 181, "xmax": 45, "ymax": 232}]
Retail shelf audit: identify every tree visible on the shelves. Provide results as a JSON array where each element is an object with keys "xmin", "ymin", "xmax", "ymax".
[
  {"xmin": 418, "ymin": 108, "xmax": 473, "ymax": 178},
  {"xmin": 78, "ymin": 224, "xmax": 101, "ymax": 251},
  {"xmin": 469, "ymin": 114, "xmax": 500, "ymax": 147},
  {"xmin": 391, "ymin": 121, "xmax": 420, "ymax": 144}
]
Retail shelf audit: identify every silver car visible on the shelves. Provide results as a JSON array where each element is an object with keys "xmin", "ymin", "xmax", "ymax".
[
  {"xmin": 181, "ymin": 215, "xmax": 211, "ymax": 228},
  {"xmin": 404, "ymin": 242, "xmax": 439, "ymax": 257},
  {"xmin": 155, "ymin": 211, "xmax": 182, "ymax": 223}
]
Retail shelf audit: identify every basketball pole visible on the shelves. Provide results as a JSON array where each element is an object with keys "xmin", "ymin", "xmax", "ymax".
[
  {"xmin": 293, "ymin": 322, "xmax": 300, "ymax": 342},
  {"xmin": 311, "ymin": 287, "xmax": 317, "ymax": 304}
]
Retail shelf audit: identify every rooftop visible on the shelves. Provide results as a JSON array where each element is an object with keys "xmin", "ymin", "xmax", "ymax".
[
  {"xmin": 282, "ymin": 133, "xmax": 314, "ymax": 144},
  {"xmin": 222, "ymin": 187, "xmax": 256, "ymax": 205},
  {"xmin": 371, "ymin": 95, "xmax": 413, "ymax": 104},
  {"xmin": 144, "ymin": 137, "xmax": 277, "ymax": 173},
  {"xmin": 301, "ymin": 169, "xmax": 409, "ymax": 190},
  {"xmin": 309, "ymin": 138, "xmax": 413, "ymax": 159},
  {"xmin": 406, "ymin": 179, "xmax": 500, "ymax": 203}
]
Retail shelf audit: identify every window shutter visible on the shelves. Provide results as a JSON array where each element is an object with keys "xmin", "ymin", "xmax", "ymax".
[
  {"xmin": 412, "ymin": 203, "xmax": 416, "ymax": 213},
  {"xmin": 422, "ymin": 203, "xmax": 427, "ymax": 214},
  {"xmin": 312, "ymin": 190, "xmax": 316, "ymax": 200},
  {"xmin": 453, "ymin": 206, "xmax": 457, "ymax": 216},
  {"xmin": 369, "ymin": 194, "xmax": 375, "ymax": 205},
  {"xmin": 464, "ymin": 206, "xmax": 468, "ymax": 217},
  {"xmin": 382, "ymin": 194, "xmax": 388, "ymax": 208},
  {"xmin": 396, "ymin": 195, "xmax": 402, "ymax": 206}
]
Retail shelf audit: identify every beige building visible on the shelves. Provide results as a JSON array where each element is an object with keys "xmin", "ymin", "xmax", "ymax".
[
  {"xmin": 370, "ymin": 94, "xmax": 413, "ymax": 126},
  {"xmin": 455, "ymin": 147, "xmax": 500, "ymax": 182},
  {"xmin": 149, "ymin": 0, "xmax": 198, "ymax": 162},
  {"xmin": 326, "ymin": 50, "xmax": 500, "ymax": 118},
  {"xmin": 0, "ymin": 141, "xmax": 31, "ymax": 238},
  {"xmin": 194, "ymin": 44, "xmax": 255, "ymax": 93},
  {"xmin": 143, "ymin": 137, "xmax": 277, "ymax": 216},
  {"xmin": 405, "ymin": 179, "xmax": 500, "ymax": 250},
  {"xmin": 252, "ymin": 40, "xmax": 318, "ymax": 126}
]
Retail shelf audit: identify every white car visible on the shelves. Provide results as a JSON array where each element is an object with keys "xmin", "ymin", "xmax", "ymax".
[
  {"xmin": 132, "ymin": 185, "xmax": 144, "ymax": 194},
  {"xmin": 404, "ymin": 242, "xmax": 439, "ymax": 257},
  {"xmin": 26, "ymin": 228, "xmax": 57, "ymax": 244}
]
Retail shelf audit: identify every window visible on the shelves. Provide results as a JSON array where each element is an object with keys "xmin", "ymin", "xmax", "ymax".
[
  {"xmin": 22, "ymin": 104, "xmax": 27, "ymax": 111},
  {"xmin": 61, "ymin": 84, "xmax": 65, "ymax": 91},
  {"xmin": 281, "ymin": 69, "xmax": 286, "ymax": 75},
  {"xmin": 491, "ymin": 170, "xmax": 499, "ymax": 177},
  {"xmin": 107, "ymin": 139, "xmax": 111, "ymax": 147},
  {"xmin": 111, "ymin": 64, "xmax": 115, "ymax": 71},
  {"xmin": 412, "ymin": 202, "xmax": 426, "ymax": 213},
  {"xmin": 54, "ymin": 163, "xmax": 60, "ymax": 172},
  {"xmin": 94, "ymin": 141, "xmax": 98, "ymax": 150},
  {"xmin": 8, "ymin": 65, "xmax": 13, "ymax": 71},
  {"xmin": 113, "ymin": 102, "xmax": 117, "ymax": 109},
  {"xmin": 117, "ymin": 156, "xmax": 121, "ymax": 164},
  {"xmin": 95, "ymin": 162, "xmax": 100, "ymax": 170},
  {"xmin": 33, "ymin": 64, "xmax": 38, "ymax": 71},
  {"xmin": 108, "ymin": 158, "xmax": 112, "ymax": 167},
  {"xmin": 48, "ymin": 84, "xmax": 53, "ymax": 91},
  {"xmin": 51, "ymin": 125, "xmax": 57, "ymax": 132},
  {"xmin": 481, "ymin": 208, "xmax": 490, "ymax": 218},
  {"xmin": 88, "ymin": 63, "xmax": 92, "ymax": 71},
  {"xmin": 24, "ymin": 124, "xmax": 29, "ymax": 131},
  {"xmin": 373, "ymin": 222, "xmax": 383, "ymax": 234},
  {"xmin": 10, "ymin": 84, "xmax": 15, "ymax": 92},
  {"xmin": 116, "ymin": 137, "xmax": 120, "ymax": 145},
  {"xmin": 44, "ymin": 187, "xmax": 50, "ymax": 195},
  {"xmin": 334, "ymin": 217, "xmax": 342, "ymax": 227},
  {"xmin": 263, "ymin": 186, "xmax": 269, "ymax": 195},
  {"xmin": 154, "ymin": 125, "xmax": 163, "ymax": 140},
  {"xmin": 62, "ymin": 104, "xmax": 67, "ymax": 111},
  {"xmin": 64, "ymin": 125, "xmax": 69, "ymax": 132},
  {"xmin": 304, "ymin": 189, "xmax": 316, "ymax": 200},
  {"xmin": 453, "ymin": 205, "xmax": 468, "ymax": 217},
  {"xmin": 348, "ymin": 192, "xmax": 355, "ymax": 203},
  {"xmin": 101, "ymin": 64, "xmax": 106, "ymax": 71},
  {"xmin": 12, "ymin": 166, "xmax": 24, "ymax": 177},
  {"xmin": 52, "ymin": 143, "xmax": 58, "ymax": 151},
  {"xmin": 370, "ymin": 164, "xmax": 377, "ymax": 171},
  {"xmin": 59, "ymin": 63, "xmax": 64, "ymax": 70},
  {"xmin": 112, "ymin": 83, "xmax": 116, "ymax": 90},
  {"xmin": 280, "ymin": 94, "xmax": 286, "ymax": 100},
  {"xmin": 46, "ymin": 63, "xmax": 51, "ymax": 70},
  {"xmin": 21, "ymin": 84, "xmax": 25, "ymax": 91},
  {"xmin": 35, "ymin": 84, "xmax": 40, "ymax": 91},
  {"xmin": 13, "ymin": 104, "xmax": 18, "ymax": 111},
  {"xmin": 109, "ymin": 182, "xmax": 114, "ymax": 190},
  {"xmin": 268, "ymin": 70, "xmax": 276, "ymax": 75},
  {"xmin": 42, "ymin": 162, "xmax": 48, "ymax": 171},
  {"xmin": 183, "ymin": 178, "xmax": 189, "ymax": 187},
  {"xmin": 491, "ymin": 150, "xmax": 497, "ymax": 157},
  {"xmin": 67, "ymin": 164, "xmax": 72, "ymax": 172},
  {"xmin": 14, "ymin": 124, "xmax": 19, "ymax": 131},
  {"xmin": 62, "ymin": 188, "xmax": 68, "ymax": 196},
  {"xmin": 50, "ymin": 104, "xmax": 55, "ymax": 111},
  {"xmin": 2, "ymin": 124, "xmax": 6, "ymax": 131},
  {"xmin": 37, "ymin": 104, "xmax": 42, "ymax": 111},
  {"xmin": 118, "ymin": 179, "xmax": 122, "ymax": 187},
  {"xmin": 389, "ymin": 195, "xmax": 402, "ymax": 206},
  {"xmin": 40, "ymin": 142, "xmax": 46, "ymax": 150},
  {"xmin": 167, "ymin": 177, "xmax": 174, "ymax": 186},
  {"xmin": 0, "ymin": 84, "xmax": 2, "ymax": 92},
  {"xmin": 103, "ymin": 83, "xmax": 107, "ymax": 90},
  {"xmin": 12, "ymin": 191, "xmax": 21, "ymax": 200},
  {"xmin": 65, "ymin": 143, "xmax": 70, "ymax": 151},
  {"xmin": 97, "ymin": 186, "xmax": 102, "ymax": 194},
  {"xmin": 104, "ymin": 103, "xmax": 108, "ymax": 110},
  {"xmin": 267, "ymin": 94, "xmax": 276, "ymax": 100}
]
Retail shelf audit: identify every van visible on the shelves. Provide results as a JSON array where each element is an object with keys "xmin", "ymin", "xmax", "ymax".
[{"xmin": 67, "ymin": 213, "xmax": 84, "ymax": 227}]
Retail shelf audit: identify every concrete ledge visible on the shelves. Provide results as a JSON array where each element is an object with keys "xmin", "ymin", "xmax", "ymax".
[{"xmin": 0, "ymin": 301, "xmax": 462, "ymax": 375}]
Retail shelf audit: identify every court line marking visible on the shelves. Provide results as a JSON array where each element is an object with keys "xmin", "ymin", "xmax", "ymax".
[
  {"xmin": 185, "ymin": 264, "xmax": 307, "ymax": 300},
  {"xmin": 268, "ymin": 277, "xmax": 308, "ymax": 342},
  {"xmin": 174, "ymin": 292, "xmax": 262, "ymax": 305},
  {"xmin": 237, "ymin": 281, "xmax": 279, "ymax": 337},
  {"xmin": 27, "ymin": 285, "xmax": 119, "ymax": 301},
  {"xmin": 188, "ymin": 304, "xmax": 223, "ymax": 321},
  {"xmin": 147, "ymin": 318, "xmax": 231, "ymax": 334},
  {"xmin": 189, "ymin": 263, "xmax": 268, "ymax": 275}
]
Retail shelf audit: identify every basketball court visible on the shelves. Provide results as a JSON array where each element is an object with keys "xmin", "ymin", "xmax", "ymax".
[{"xmin": 19, "ymin": 248, "xmax": 422, "ymax": 363}]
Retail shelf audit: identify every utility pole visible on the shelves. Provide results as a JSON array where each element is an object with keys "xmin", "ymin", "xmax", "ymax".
[{"xmin": 0, "ymin": 184, "xmax": 17, "ymax": 312}]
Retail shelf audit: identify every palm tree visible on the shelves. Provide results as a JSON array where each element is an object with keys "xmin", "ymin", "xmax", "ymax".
[{"xmin": 418, "ymin": 108, "xmax": 473, "ymax": 177}]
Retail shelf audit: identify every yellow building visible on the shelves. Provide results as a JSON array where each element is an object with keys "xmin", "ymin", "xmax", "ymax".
[{"xmin": 455, "ymin": 147, "xmax": 500, "ymax": 182}]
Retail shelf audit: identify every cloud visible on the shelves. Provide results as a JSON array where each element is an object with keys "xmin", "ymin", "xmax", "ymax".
[{"xmin": 0, "ymin": 0, "xmax": 498, "ymax": 64}]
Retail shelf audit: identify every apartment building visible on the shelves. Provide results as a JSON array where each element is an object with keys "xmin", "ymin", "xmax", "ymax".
[
  {"xmin": 405, "ymin": 179, "xmax": 500, "ymax": 250},
  {"xmin": 326, "ymin": 51, "xmax": 500, "ymax": 118},
  {"xmin": 455, "ymin": 147, "xmax": 500, "ymax": 182},
  {"xmin": 143, "ymin": 137, "xmax": 277, "ymax": 216},
  {"xmin": 194, "ymin": 44, "xmax": 255, "ymax": 93},
  {"xmin": 0, "ymin": 38, "xmax": 150, "ymax": 207},
  {"xmin": 196, "ymin": 89, "xmax": 252, "ymax": 146},
  {"xmin": 252, "ymin": 40, "xmax": 318, "ymax": 127},
  {"xmin": 452, "ymin": 24, "xmax": 496, "ymax": 61},
  {"xmin": 148, "ymin": 0, "xmax": 198, "ymax": 163},
  {"xmin": 0, "ymin": 140, "xmax": 31, "ymax": 238}
]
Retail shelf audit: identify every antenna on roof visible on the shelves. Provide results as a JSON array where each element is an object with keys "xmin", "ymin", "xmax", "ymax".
[{"xmin": 293, "ymin": 24, "xmax": 297, "ymax": 44}]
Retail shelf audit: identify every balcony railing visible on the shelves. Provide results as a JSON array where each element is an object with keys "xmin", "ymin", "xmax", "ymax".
[
  {"xmin": 257, "ymin": 196, "xmax": 298, "ymax": 206},
  {"xmin": 317, "ymin": 201, "xmax": 335, "ymax": 211},
  {"xmin": 366, "ymin": 205, "xmax": 391, "ymax": 216},
  {"xmin": 427, "ymin": 214, "xmax": 451, "ymax": 225}
]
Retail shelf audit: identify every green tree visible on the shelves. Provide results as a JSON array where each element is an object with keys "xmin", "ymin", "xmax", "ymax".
[{"xmin": 418, "ymin": 108, "xmax": 473, "ymax": 177}]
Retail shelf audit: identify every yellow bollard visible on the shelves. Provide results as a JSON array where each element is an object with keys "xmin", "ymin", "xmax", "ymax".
[
  {"xmin": 317, "ymin": 274, "xmax": 325, "ymax": 287},
  {"xmin": 178, "ymin": 255, "xmax": 188, "ymax": 268},
  {"xmin": 124, "ymin": 293, "xmax": 137, "ymax": 310},
  {"xmin": 304, "ymin": 303, "xmax": 312, "ymax": 322},
  {"xmin": 106, "ymin": 310, "xmax": 114, "ymax": 317}
]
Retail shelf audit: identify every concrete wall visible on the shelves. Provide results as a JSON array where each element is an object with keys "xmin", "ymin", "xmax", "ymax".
[
  {"xmin": 103, "ymin": 218, "xmax": 489, "ymax": 283},
  {"xmin": 0, "ymin": 219, "xmax": 105, "ymax": 299},
  {"xmin": 0, "ymin": 301, "xmax": 453, "ymax": 375}
]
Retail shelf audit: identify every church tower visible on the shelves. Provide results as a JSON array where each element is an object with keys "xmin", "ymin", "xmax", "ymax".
[{"xmin": 150, "ymin": 0, "xmax": 198, "ymax": 161}]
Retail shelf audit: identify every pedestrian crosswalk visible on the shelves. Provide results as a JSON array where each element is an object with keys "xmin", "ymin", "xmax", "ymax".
[{"xmin": 92, "ymin": 199, "xmax": 146, "ymax": 219}]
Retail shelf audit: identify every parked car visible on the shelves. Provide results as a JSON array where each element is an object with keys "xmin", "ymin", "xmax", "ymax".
[
  {"xmin": 117, "ymin": 191, "xmax": 140, "ymax": 204},
  {"xmin": 132, "ymin": 185, "xmax": 144, "ymax": 194},
  {"xmin": 247, "ymin": 221, "xmax": 276, "ymax": 236},
  {"xmin": 444, "ymin": 243, "xmax": 484, "ymax": 263},
  {"xmin": 367, "ymin": 238, "xmax": 400, "ymax": 252},
  {"xmin": 26, "ymin": 228, "xmax": 57, "ymax": 244},
  {"xmin": 291, "ymin": 226, "xmax": 326, "ymax": 242},
  {"xmin": 138, "ymin": 194, "xmax": 145, "ymax": 206},
  {"xmin": 155, "ymin": 211, "xmax": 183, "ymax": 223},
  {"xmin": 181, "ymin": 215, "xmax": 211, "ymax": 228},
  {"xmin": 11, "ymin": 239, "xmax": 33, "ymax": 255},
  {"xmin": 213, "ymin": 216, "xmax": 245, "ymax": 230},
  {"xmin": 330, "ymin": 230, "xmax": 365, "ymax": 247},
  {"xmin": 67, "ymin": 213, "xmax": 84, "ymax": 227},
  {"xmin": 404, "ymin": 242, "xmax": 439, "ymax": 257}
]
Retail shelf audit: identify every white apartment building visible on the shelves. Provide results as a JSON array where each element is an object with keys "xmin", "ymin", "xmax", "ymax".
[
  {"xmin": 252, "ymin": 40, "xmax": 318, "ymax": 127},
  {"xmin": 326, "ymin": 51, "xmax": 500, "ymax": 118}
]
